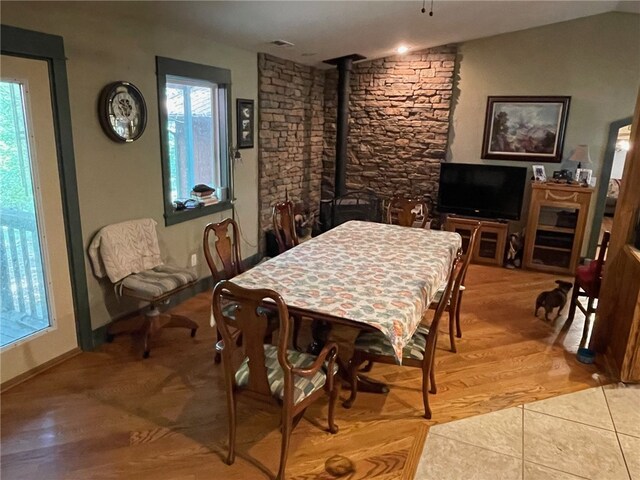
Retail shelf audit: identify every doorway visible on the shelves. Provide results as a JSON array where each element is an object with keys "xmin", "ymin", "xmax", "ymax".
[
  {"xmin": 0, "ymin": 26, "xmax": 91, "ymax": 385},
  {"xmin": 587, "ymin": 117, "xmax": 633, "ymax": 259}
]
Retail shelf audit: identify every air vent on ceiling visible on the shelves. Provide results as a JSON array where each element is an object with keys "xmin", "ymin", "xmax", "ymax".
[{"xmin": 270, "ymin": 39, "xmax": 295, "ymax": 47}]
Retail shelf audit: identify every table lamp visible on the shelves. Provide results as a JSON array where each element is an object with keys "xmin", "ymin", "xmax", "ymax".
[
  {"xmin": 568, "ymin": 144, "xmax": 591, "ymax": 170},
  {"xmin": 568, "ymin": 144, "xmax": 592, "ymax": 184}
]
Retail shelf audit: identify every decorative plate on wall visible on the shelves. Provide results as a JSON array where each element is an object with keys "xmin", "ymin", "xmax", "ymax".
[{"xmin": 98, "ymin": 81, "xmax": 147, "ymax": 142}]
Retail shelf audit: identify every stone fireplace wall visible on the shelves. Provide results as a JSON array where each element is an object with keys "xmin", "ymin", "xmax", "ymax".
[
  {"xmin": 322, "ymin": 46, "xmax": 457, "ymax": 202},
  {"xmin": 257, "ymin": 54, "xmax": 325, "ymax": 234},
  {"xmin": 258, "ymin": 46, "xmax": 457, "ymax": 242}
]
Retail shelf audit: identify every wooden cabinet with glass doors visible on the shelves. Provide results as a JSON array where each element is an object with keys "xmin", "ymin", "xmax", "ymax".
[
  {"xmin": 523, "ymin": 182, "xmax": 594, "ymax": 274},
  {"xmin": 444, "ymin": 216, "xmax": 508, "ymax": 266}
]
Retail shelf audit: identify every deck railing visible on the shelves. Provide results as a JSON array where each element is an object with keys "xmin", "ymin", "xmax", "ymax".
[{"xmin": 0, "ymin": 209, "xmax": 48, "ymax": 324}]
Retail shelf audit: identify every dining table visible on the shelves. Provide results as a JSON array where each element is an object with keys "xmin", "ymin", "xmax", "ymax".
[{"xmin": 230, "ymin": 220, "xmax": 462, "ymax": 391}]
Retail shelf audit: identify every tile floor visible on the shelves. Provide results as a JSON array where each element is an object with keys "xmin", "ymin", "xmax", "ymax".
[{"xmin": 415, "ymin": 383, "xmax": 640, "ymax": 479}]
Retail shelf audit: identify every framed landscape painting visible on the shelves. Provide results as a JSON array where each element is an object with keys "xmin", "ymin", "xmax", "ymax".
[{"xmin": 481, "ymin": 96, "xmax": 571, "ymax": 163}]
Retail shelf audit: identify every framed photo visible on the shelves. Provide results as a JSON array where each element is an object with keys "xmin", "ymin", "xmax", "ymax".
[
  {"xmin": 576, "ymin": 168, "xmax": 592, "ymax": 186},
  {"xmin": 481, "ymin": 96, "xmax": 571, "ymax": 163},
  {"xmin": 532, "ymin": 165, "xmax": 547, "ymax": 182},
  {"xmin": 236, "ymin": 98, "xmax": 254, "ymax": 149}
]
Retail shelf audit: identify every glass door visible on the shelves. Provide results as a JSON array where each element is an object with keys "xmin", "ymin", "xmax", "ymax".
[
  {"xmin": 1, "ymin": 55, "xmax": 78, "ymax": 383},
  {"xmin": 0, "ymin": 80, "xmax": 51, "ymax": 345},
  {"xmin": 532, "ymin": 205, "xmax": 577, "ymax": 269}
]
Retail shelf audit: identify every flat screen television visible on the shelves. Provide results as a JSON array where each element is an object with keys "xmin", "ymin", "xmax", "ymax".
[{"xmin": 438, "ymin": 163, "xmax": 528, "ymax": 220}]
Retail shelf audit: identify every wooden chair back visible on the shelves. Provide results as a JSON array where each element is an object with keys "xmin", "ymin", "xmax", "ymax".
[
  {"xmin": 594, "ymin": 231, "xmax": 611, "ymax": 280},
  {"xmin": 387, "ymin": 197, "xmax": 429, "ymax": 228},
  {"xmin": 203, "ymin": 218, "xmax": 243, "ymax": 281},
  {"xmin": 458, "ymin": 223, "xmax": 481, "ymax": 288},
  {"xmin": 273, "ymin": 200, "xmax": 299, "ymax": 253},
  {"xmin": 212, "ymin": 280, "xmax": 293, "ymax": 403},
  {"xmin": 423, "ymin": 249, "xmax": 462, "ymax": 365}
]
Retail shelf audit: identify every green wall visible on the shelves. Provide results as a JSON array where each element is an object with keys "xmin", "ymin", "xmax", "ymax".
[
  {"xmin": 448, "ymin": 12, "xmax": 640, "ymax": 253},
  {"xmin": 1, "ymin": 2, "xmax": 260, "ymax": 329}
]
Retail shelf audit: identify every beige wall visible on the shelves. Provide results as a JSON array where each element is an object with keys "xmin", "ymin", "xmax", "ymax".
[
  {"xmin": 449, "ymin": 12, "xmax": 640, "ymax": 253},
  {"xmin": 1, "ymin": 3, "xmax": 259, "ymax": 329}
]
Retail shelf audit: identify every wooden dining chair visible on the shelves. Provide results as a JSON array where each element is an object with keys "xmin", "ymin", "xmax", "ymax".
[
  {"xmin": 212, "ymin": 280, "xmax": 339, "ymax": 480},
  {"xmin": 344, "ymin": 250, "xmax": 461, "ymax": 419},
  {"xmin": 203, "ymin": 218, "xmax": 243, "ymax": 281},
  {"xmin": 273, "ymin": 200, "xmax": 311, "ymax": 349},
  {"xmin": 567, "ymin": 231, "xmax": 611, "ymax": 322},
  {"xmin": 203, "ymin": 219, "xmax": 244, "ymax": 364},
  {"xmin": 387, "ymin": 197, "xmax": 430, "ymax": 228},
  {"xmin": 273, "ymin": 200, "xmax": 299, "ymax": 253},
  {"xmin": 429, "ymin": 222, "xmax": 480, "ymax": 353}
]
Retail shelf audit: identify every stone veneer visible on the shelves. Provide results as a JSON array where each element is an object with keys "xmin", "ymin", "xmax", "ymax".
[
  {"xmin": 322, "ymin": 46, "xmax": 457, "ymax": 201},
  {"xmin": 257, "ymin": 46, "xmax": 457, "ymax": 240},
  {"xmin": 257, "ymin": 53, "xmax": 325, "ymax": 233}
]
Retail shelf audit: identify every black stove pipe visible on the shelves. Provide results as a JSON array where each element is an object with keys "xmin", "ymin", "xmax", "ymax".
[{"xmin": 324, "ymin": 54, "xmax": 365, "ymax": 198}]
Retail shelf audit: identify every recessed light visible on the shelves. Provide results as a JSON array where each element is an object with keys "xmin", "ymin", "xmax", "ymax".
[{"xmin": 397, "ymin": 45, "xmax": 409, "ymax": 54}]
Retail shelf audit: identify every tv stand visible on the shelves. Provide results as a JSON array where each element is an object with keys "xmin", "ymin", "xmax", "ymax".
[{"xmin": 444, "ymin": 215, "xmax": 508, "ymax": 266}]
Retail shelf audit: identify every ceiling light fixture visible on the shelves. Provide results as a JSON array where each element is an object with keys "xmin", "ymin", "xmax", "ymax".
[
  {"xmin": 421, "ymin": 0, "xmax": 434, "ymax": 16},
  {"xmin": 397, "ymin": 45, "xmax": 409, "ymax": 54},
  {"xmin": 270, "ymin": 39, "xmax": 295, "ymax": 47}
]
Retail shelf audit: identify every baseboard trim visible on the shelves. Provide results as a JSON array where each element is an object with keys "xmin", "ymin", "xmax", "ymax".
[{"xmin": 1, "ymin": 347, "xmax": 82, "ymax": 393}]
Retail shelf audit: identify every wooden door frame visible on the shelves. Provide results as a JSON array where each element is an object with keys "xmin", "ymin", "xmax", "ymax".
[
  {"xmin": 587, "ymin": 116, "xmax": 633, "ymax": 258},
  {"xmin": 1, "ymin": 25, "xmax": 93, "ymax": 350}
]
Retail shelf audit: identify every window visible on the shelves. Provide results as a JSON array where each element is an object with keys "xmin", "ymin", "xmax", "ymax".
[{"xmin": 157, "ymin": 57, "xmax": 232, "ymax": 225}]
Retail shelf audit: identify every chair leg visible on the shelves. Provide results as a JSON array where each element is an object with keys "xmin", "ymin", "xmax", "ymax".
[
  {"xmin": 164, "ymin": 313, "xmax": 199, "ymax": 336},
  {"xmin": 586, "ymin": 296, "xmax": 595, "ymax": 317},
  {"xmin": 455, "ymin": 291, "xmax": 463, "ymax": 339},
  {"xmin": 422, "ymin": 365, "xmax": 432, "ymax": 419},
  {"xmin": 327, "ymin": 381, "xmax": 339, "ymax": 434},
  {"xmin": 142, "ymin": 319, "xmax": 152, "ymax": 359},
  {"xmin": 292, "ymin": 315, "xmax": 301, "ymax": 351},
  {"xmin": 225, "ymin": 391, "xmax": 237, "ymax": 465},
  {"xmin": 277, "ymin": 415, "xmax": 293, "ymax": 480},
  {"xmin": 215, "ymin": 327, "xmax": 222, "ymax": 364},
  {"xmin": 448, "ymin": 307, "xmax": 456, "ymax": 353},
  {"xmin": 361, "ymin": 360, "xmax": 374, "ymax": 373},
  {"xmin": 567, "ymin": 281, "xmax": 580, "ymax": 321},
  {"xmin": 429, "ymin": 344, "xmax": 437, "ymax": 395},
  {"xmin": 429, "ymin": 365, "xmax": 437, "ymax": 396},
  {"xmin": 343, "ymin": 356, "xmax": 363, "ymax": 409}
]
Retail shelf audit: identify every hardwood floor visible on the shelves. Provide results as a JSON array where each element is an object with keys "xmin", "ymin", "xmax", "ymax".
[{"xmin": 0, "ymin": 266, "xmax": 608, "ymax": 480}]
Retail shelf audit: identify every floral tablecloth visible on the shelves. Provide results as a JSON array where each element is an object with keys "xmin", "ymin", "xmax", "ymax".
[{"xmin": 232, "ymin": 220, "xmax": 462, "ymax": 363}]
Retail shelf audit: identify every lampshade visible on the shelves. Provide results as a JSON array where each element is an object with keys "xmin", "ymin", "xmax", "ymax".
[{"xmin": 568, "ymin": 145, "xmax": 591, "ymax": 165}]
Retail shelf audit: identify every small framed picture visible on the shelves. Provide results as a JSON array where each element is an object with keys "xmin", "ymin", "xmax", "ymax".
[
  {"xmin": 236, "ymin": 98, "xmax": 254, "ymax": 149},
  {"xmin": 576, "ymin": 168, "xmax": 592, "ymax": 186},
  {"xmin": 532, "ymin": 165, "xmax": 547, "ymax": 182}
]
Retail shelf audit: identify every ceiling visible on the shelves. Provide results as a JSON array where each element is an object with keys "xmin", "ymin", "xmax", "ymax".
[{"xmin": 67, "ymin": 1, "xmax": 640, "ymax": 68}]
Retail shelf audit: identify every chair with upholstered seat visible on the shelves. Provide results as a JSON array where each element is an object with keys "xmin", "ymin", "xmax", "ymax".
[
  {"xmin": 212, "ymin": 280, "xmax": 339, "ymax": 480},
  {"xmin": 429, "ymin": 222, "xmax": 480, "ymax": 353},
  {"xmin": 273, "ymin": 200, "xmax": 299, "ymax": 253},
  {"xmin": 203, "ymin": 218, "xmax": 243, "ymax": 282},
  {"xmin": 273, "ymin": 201, "xmax": 311, "ymax": 349},
  {"xmin": 203, "ymin": 218, "xmax": 245, "ymax": 363},
  {"xmin": 567, "ymin": 231, "xmax": 610, "ymax": 322},
  {"xmin": 387, "ymin": 197, "xmax": 430, "ymax": 228},
  {"xmin": 88, "ymin": 218, "xmax": 199, "ymax": 358},
  {"xmin": 203, "ymin": 218, "xmax": 279, "ymax": 362},
  {"xmin": 343, "ymin": 250, "xmax": 461, "ymax": 419}
]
